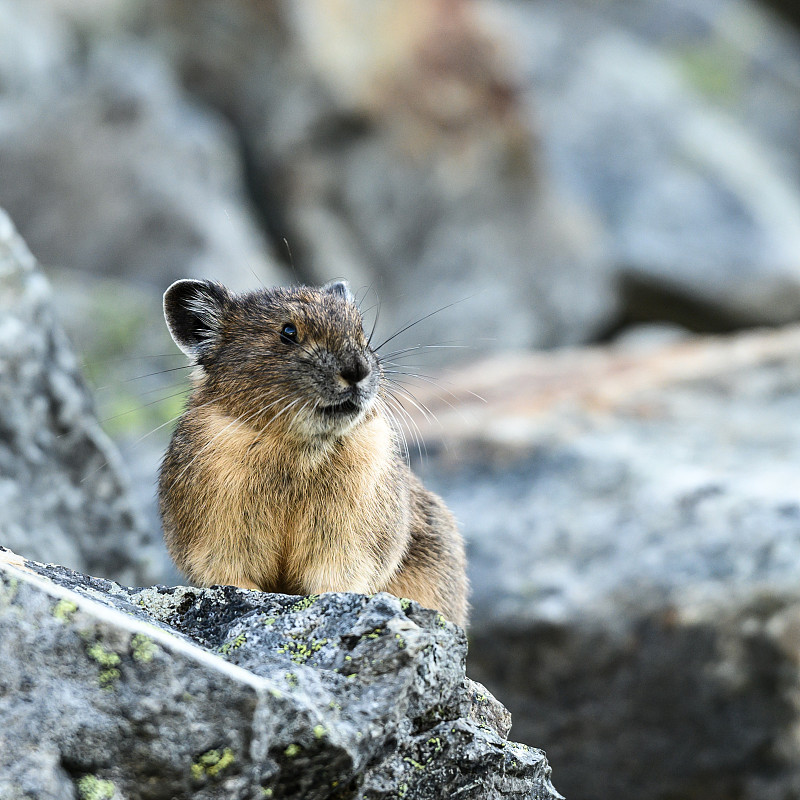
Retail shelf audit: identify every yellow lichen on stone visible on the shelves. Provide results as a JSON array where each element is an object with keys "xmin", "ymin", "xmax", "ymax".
[
  {"xmin": 52, "ymin": 598, "xmax": 78, "ymax": 623},
  {"xmin": 131, "ymin": 633, "xmax": 158, "ymax": 663},
  {"xmin": 76, "ymin": 774, "xmax": 115, "ymax": 800},
  {"xmin": 192, "ymin": 747, "xmax": 235, "ymax": 780}
]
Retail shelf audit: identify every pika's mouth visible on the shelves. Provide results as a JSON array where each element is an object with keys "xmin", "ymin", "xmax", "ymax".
[{"xmin": 317, "ymin": 398, "xmax": 361, "ymax": 418}]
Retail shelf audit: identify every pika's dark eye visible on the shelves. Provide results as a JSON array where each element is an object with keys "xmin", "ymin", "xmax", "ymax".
[{"xmin": 280, "ymin": 323, "xmax": 298, "ymax": 344}]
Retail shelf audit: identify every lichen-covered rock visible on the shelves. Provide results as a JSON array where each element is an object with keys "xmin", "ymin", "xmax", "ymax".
[
  {"xmin": 0, "ymin": 547, "xmax": 560, "ymax": 800},
  {"xmin": 0, "ymin": 209, "xmax": 163, "ymax": 585},
  {"xmin": 413, "ymin": 325, "xmax": 800, "ymax": 800}
]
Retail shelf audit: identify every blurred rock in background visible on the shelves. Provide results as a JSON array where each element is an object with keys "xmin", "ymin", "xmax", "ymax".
[
  {"xmin": 134, "ymin": 0, "xmax": 615, "ymax": 355},
  {"xmin": 412, "ymin": 326, "xmax": 800, "ymax": 800},
  {"xmin": 0, "ymin": 208, "xmax": 164, "ymax": 585}
]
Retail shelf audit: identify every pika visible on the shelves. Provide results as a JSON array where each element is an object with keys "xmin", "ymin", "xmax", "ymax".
[{"xmin": 158, "ymin": 279, "xmax": 468, "ymax": 627}]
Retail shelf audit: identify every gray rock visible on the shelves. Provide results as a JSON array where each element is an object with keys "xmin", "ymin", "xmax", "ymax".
[
  {"xmin": 594, "ymin": 0, "xmax": 800, "ymax": 185},
  {"xmin": 0, "ymin": 209, "xmax": 162, "ymax": 586},
  {"xmin": 0, "ymin": 0, "xmax": 286, "ymax": 292},
  {"xmin": 411, "ymin": 325, "xmax": 800, "ymax": 799},
  {"xmin": 0, "ymin": 547, "xmax": 561, "ymax": 800},
  {"xmin": 494, "ymin": 0, "xmax": 800, "ymax": 328}
]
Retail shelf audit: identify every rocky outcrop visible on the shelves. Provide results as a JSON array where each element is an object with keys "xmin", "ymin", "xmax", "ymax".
[
  {"xmin": 0, "ymin": 210, "xmax": 163, "ymax": 586},
  {"xmin": 410, "ymin": 325, "xmax": 800, "ymax": 800},
  {"xmin": 0, "ymin": 547, "xmax": 560, "ymax": 800}
]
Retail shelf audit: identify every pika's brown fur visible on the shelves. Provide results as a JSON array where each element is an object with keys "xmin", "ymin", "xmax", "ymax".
[{"xmin": 158, "ymin": 279, "xmax": 468, "ymax": 626}]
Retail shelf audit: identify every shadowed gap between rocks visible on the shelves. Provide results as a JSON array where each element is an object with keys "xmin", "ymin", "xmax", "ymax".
[
  {"xmin": 598, "ymin": 272, "xmax": 775, "ymax": 342},
  {"xmin": 467, "ymin": 610, "xmax": 797, "ymax": 800}
]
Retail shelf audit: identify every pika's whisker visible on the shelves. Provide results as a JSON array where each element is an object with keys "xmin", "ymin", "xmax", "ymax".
[
  {"xmin": 376, "ymin": 396, "xmax": 410, "ymax": 464},
  {"xmin": 385, "ymin": 381, "xmax": 438, "ymax": 428},
  {"xmin": 378, "ymin": 343, "xmax": 469, "ymax": 362},
  {"xmin": 373, "ymin": 298, "xmax": 471, "ymax": 354},
  {"xmin": 383, "ymin": 391, "xmax": 427, "ymax": 462},
  {"xmin": 384, "ymin": 371, "xmax": 475, "ymax": 411},
  {"xmin": 97, "ymin": 387, "xmax": 192, "ymax": 426}
]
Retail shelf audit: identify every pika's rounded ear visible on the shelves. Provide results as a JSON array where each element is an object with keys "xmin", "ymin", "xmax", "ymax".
[
  {"xmin": 323, "ymin": 279, "xmax": 354, "ymax": 303},
  {"xmin": 163, "ymin": 279, "xmax": 230, "ymax": 359}
]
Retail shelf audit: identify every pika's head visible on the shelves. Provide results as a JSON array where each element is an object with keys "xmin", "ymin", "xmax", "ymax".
[{"xmin": 163, "ymin": 279, "xmax": 381, "ymax": 439}]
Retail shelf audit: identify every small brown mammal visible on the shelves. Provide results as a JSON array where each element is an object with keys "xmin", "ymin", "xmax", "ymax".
[{"xmin": 158, "ymin": 279, "xmax": 468, "ymax": 626}]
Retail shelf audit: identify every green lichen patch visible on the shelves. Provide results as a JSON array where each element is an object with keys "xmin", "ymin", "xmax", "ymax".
[
  {"xmin": 131, "ymin": 633, "xmax": 158, "ymax": 663},
  {"xmin": 399, "ymin": 598, "xmax": 412, "ymax": 612},
  {"xmin": 76, "ymin": 774, "xmax": 115, "ymax": 800},
  {"xmin": 313, "ymin": 724, "xmax": 326, "ymax": 739},
  {"xmin": 276, "ymin": 637, "xmax": 328, "ymax": 664},
  {"xmin": 284, "ymin": 672, "xmax": 298, "ymax": 688},
  {"xmin": 673, "ymin": 42, "xmax": 744, "ymax": 102},
  {"xmin": 52, "ymin": 598, "xmax": 78, "ymax": 623},
  {"xmin": 290, "ymin": 595, "xmax": 318, "ymax": 612},
  {"xmin": 191, "ymin": 747, "xmax": 235, "ymax": 781},
  {"xmin": 87, "ymin": 642, "xmax": 120, "ymax": 668},
  {"xmin": 427, "ymin": 737, "xmax": 443, "ymax": 755},
  {"xmin": 284, "ymin": 743, "xmax": 301, "ymax": 758},
  {"xmin": 86, "ymin": 642, "xmax": 121, "ymax": 689},
  {"xmin": 218, "ymin": 632, "xmax": 247, "ymax": 655}
]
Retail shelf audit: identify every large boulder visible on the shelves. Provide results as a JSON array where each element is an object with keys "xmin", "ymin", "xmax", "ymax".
[
  {"xmin": 0, "ymin": 0, "xmax": 291, "ymax": 492},
  {"xmin": 497, "ymin": 0, "xmax": 800, "ymax": 329},
  {"xmin": 412, "ymin": 325, "xmax": 800, "ymax": 800},
  {"xmin": 0, "ymin": 547, "xmax": 560, "ymax": 800},
  {"xmin": 0, "ymin": 209, "xmax": 164, "ymax": 586}
]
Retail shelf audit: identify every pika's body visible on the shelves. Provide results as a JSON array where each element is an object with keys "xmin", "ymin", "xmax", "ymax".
[{"xmin": 158, "ymin": 279, "xmax": 468, "ymax": 626}]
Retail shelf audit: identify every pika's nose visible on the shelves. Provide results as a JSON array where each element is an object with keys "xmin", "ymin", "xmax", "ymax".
[{"xmin": 340, "ymin": 357, "xmax": 371, "ymax": 386}]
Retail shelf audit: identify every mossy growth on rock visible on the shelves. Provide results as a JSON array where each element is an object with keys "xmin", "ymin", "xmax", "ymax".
[
  {"xmin": 77, "ymin": 774, "xmax": 116, "ymax": 800},
  {"xmin": 191, "ymin": 747, "xmax": 235, "ymax": 781}
]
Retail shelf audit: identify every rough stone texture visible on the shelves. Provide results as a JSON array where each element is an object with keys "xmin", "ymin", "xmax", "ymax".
[
  {"xmin": 408, "ymin": 325, "xmax": 800, "ymax": 800},
  {"xmin": 0, "ymin": 547, "xmax": 560, "ymax": 800},
  {"xmin": 0, "ymin": 209, "xmax": 163, "ymax": 586}
]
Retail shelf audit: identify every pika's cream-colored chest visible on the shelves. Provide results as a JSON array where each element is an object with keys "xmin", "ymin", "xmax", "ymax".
[{"xmin": 182, "ymin": 409, "xmax": 400, "ymax": 594}]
